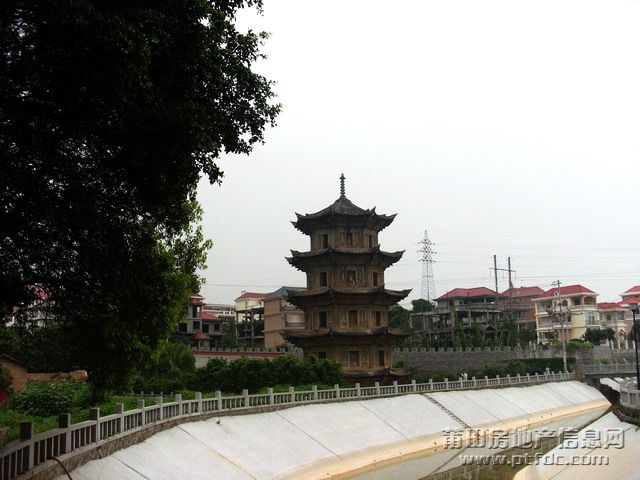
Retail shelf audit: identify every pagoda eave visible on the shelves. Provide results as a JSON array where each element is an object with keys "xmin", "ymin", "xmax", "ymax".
[
  {"xmin": 287, "ymin": 287, "xmax": 411, "ymax": 308},
  {"xmin": 287, "ymin": 248, "xmax": 404, "ymax": 271},
  {"xmin": 293, "ymin": 214, "xmax": 396, "ymax": 235}
]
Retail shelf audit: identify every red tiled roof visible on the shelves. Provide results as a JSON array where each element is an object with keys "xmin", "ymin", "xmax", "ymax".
[
  {"xmin": 437, "ymin": 287, "xmax": 499, "ymax": 301},
  {"xmin": 501, "ymin": 286, "xmax": 544, "ymax": 298},
  {"xmin": 201, "ymin": 311, "xmax": 219, "ymax": 321},
  {"xmin": 190, "ymin": 294, "xmax": 204, "ymax": 306},
  {"xmin": 192, "ymin": 332, "xmax": 209, "ymax": 340},
  {"xmin": 235, "ymin": 291, "xmax": 269, "ymax": 301},
  {"xmin": 597, "ymin": 302, "xmax": 624, "ymax": 310},
  {"xmin": 539, "ymin": 284, "xmax": 595, "ymax": 299},
  {"xmin": 620, "ymin": 296, "xmax": 640, "ymax": 306},
  {"xmin": 624, "ymin": 285, "xmax": 640, "ymax": 295}
]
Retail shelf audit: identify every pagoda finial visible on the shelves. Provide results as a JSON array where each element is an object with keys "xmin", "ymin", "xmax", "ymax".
[{"xmin": 340, "ymin": 173, "xmax": 346, "ymax": 198}]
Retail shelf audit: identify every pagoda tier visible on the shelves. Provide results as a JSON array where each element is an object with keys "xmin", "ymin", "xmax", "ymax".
[
  {"xmin": 293, "ymin": 196, "xmax": 395, "ymax": 235},
  {"xmin": 287, "ymin": 247, "xmax": 404, "ymax": 271},
  {"xmin": 282, "ymin": 327, "xmax": 412, "ymax": 348},
  {"xmin": 286, "ymin": 287, "xmax": 411, "ymax": 309}
]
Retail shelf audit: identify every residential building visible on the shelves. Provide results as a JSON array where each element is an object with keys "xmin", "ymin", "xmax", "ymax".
[
  {"xmin": 596, "ymin": 302, "xmax": 629, "ymax": 339},
  {"xmin": 621, "ymin": 285, "xmax": 640, "ymax": 302},
  {"xmin": 501, "ymin": 286, "xmax": 544, "ymax": 331},
  {"xmin": 410, "ymin": 287, "xmax": 503, "ymax": 347},
  {"xmin": 176, "ymin": 294, "xmax": 231, "ymax": 350},
  {"xmin": 283, "ymin": 175, "xmax": 411, "ymax": 383},
  {"xmin": 533, "ymin": 285, "xmax": 598, "ymax": 344},
  {"xmin": 234, "ymin": 291, "xmax": 269, "ymax": 347},
  {"xmin": 263, "ymin": 286, "xmax": 305, "ymax": 348}
]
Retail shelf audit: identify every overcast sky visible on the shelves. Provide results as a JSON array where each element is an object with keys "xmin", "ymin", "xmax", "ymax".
[{"xmin": 197, "ymin": 0, "xmax": 640, "ymax": 306}]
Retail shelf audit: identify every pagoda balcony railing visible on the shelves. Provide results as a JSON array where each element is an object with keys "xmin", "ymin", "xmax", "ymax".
[{"xmin": 1, "ymin": 371, "xmax": 575, "ymax": 480}]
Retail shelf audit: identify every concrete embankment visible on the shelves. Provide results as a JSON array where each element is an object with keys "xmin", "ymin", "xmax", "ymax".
[
  {"xmin": 57, "ymin": 381, "xmax": 608, "ymax": 480},
  {"xmin": 514, "ymin": 411, "xmax": 639, "ymax": 480}
]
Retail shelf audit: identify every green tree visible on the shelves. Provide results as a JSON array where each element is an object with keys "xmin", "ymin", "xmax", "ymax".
[
  {"xmin": 411, "ymin": 299, "xmax": 434, "ymax": 313},
  {"xmin": 389, "ymin": 305, "xmax": 410, "ymax": 329},
  {"xmin": 0, "ymin": 0, "xmax": 279, "ymax": 394}
]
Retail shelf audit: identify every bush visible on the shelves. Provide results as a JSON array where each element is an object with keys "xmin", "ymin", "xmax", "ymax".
[
  {"xmin": 0, "ymin": 365, "xmax": 12, "ymax": 391},
  {"xmin": 11, "ymin": 381, "xmax": 90, "ymax": 417},
  {"xmin": 188, "ymin": 355, "xmax": 342, "ymax": 393}
]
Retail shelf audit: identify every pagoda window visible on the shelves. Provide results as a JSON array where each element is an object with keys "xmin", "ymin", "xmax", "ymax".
[
  {"xmin": 375, "ymin": 311, "xmax": 382, "ymax": 327},
  {"xmin": 319, "ymin": 311, "xmax": 328, "ymax": 328},
  {"xmin": 319, "ymin": 271, "xmax": 328, "ymax": 287},
  {"xmin": 321, "ymin": 234, "xmax": 329, "ymax": 249},
  {"xmin": 349, "ymin": 350, "xmax": 360, "ymax": 367},
  {"xmin": 347, "ymin": 270, "xmax": 357, "ymax": 285},
  {"xmin": 318, "ymin": 351, "xmax": 327, "ymax": 359},
  {"xmin": 378, "ymin": 350, "xmax": 385, "ymax": 367},
  {"xmin": 373, "ymin": 272, "xmax": 380, "ymax": 287},
  {"xmin": 348, "ymin": 310, "xmax": 358, "ymax": 327},
  {"xmin": 346, "ymin": 232, "xmax": 353, "ymax": 245},
  {"xmin": 368, "ymin": 234, "xmax": 374, "ymax": 248}
]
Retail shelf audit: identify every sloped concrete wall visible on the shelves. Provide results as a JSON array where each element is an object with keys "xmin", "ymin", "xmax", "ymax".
[{"xmin": 58, "ymin": 381, "xmax": 608, "ymax": 480}]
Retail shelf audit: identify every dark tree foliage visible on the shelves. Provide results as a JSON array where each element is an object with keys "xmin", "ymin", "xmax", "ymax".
[
  {"xmin": 411, "ymin": 299, "xmax": 434, "ymax": 313},
  {"xmin": 0, "ymin": 0, "xmax": 280, "ymax": 393}
]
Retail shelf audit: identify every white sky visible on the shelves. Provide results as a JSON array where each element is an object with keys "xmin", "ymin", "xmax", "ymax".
[{"xmin": 197, "ymin": 0, "xmax": 640, "ymax": 306}]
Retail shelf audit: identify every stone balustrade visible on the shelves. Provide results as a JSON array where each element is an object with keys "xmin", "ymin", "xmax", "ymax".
[{"xmin": 0, "ymin": 371, "xmax": 575, "ymax": 480}]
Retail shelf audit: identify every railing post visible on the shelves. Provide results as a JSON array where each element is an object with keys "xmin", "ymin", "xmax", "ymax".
[
  {"xmin": 242, "ymin": 389, "xmax": 250, "ymax": 408},
  {"xmin": 137, "ymin": 399, "xmax": 146, "ymax": 426},
  {"xmin": 289, "ymin": 386, "xmax": 296, "ymax": 404},
  {"xmin": 496, "ymin": 374, "xmax": 500, "ymax": 385},
  {"xmin": 483, "ymin": 375, "xmax": 488, "ymax": 386},
  {"xmin": 155, "ymin": 396, "xmax": 164, "ymax": 420},
  {"xmin": 175, "ymin": 393, "xmax": 183, "ymax": 415},
  {"xmin": 506, "ymin": 374, "xmax": 510, "ymax": 385},
  {"xmin": 334, "ymin": 384, "xmax": 340, "ymax": 399},
  {"xmin": 20, "ymin": 422, "xmax": 34, "ymax": 470},
  {"xmin": 268, "ymin": 387, "xmax": 274, "ymax": 405},
  {"xmin": 90, "ymin": 407, "xmax": 101, "ymax": 442},
  {"xmin": 411, "ymin": 379, "xmax": 417, "ymax": 392},
  {"xmin": 429, "ymin": 378, "xmax": 433, "ymax": 391},
  {"xmin": 355, "ymin": 383, "xmax": 361, "ymax": 397},
  {"xmin": 516, "ymin": 373, "xmax": 521, "ymax": 383},
  {"xmin": 444, "ymin": 378, "xmax": 449, "ymax": 389},
  {"xmin": 375, "ymin": 381, "xmax": 381, "ymax": 395},
  {"xmin": 115, "ymin": 403, "xmax": 124, "ymax": 433},
  {"xmin": 312, "ymin": 385, "xmax": 318, "ymax": 401},
  {"xmin": 215, "ymin": 390, "xmax": 223, "ymax": 411},
  {"xmin": 472, "ymin": 376, "xmax": 477, "ymax": 387},
  {"xmin": 59, "ymin": 413, "xmax": 72, "ymax": 454},
  {"xmin": 195, "ymin": 392, "xmax": 202, "ymax": 413},
  {"xmin": 393, "ymin": 380, "xmax": 399, "ymax": 394},
  {"xmin": 526, "ymin": 372, "xmax": 530, "ymax": 383}
]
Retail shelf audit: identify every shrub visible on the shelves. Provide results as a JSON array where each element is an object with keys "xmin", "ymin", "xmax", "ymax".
[
  {"xmin": 11, "ymin": 381, "xmax": 90, "ymax": 417},
  {"xmin": 0, "ymin": 365, "xmax": 12, "ymax": 391}
]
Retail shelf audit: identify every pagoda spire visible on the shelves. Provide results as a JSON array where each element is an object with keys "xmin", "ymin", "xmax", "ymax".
[{"xmin": 340, "ymin": 173, "xmax": 345, "ymax": 198}]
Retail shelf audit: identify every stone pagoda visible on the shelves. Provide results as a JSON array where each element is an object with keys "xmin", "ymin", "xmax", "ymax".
[{"xmin": 284, "ymin": 174, "xmax": 412, "ymax": 383}]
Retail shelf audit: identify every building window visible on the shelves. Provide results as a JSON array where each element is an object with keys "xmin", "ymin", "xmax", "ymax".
[
  {"xmin": 587, "ymin": 312, "xmax": 597, "ymax": 326},
  {"xmin": 318, "ymin": 351, "xmax": 327, "ymax": 359},
  {"xmin": 372, "ymin": 272, "xmax": 379, "ymax": 287},
  {"xmin": 192, "ymin": 320, "xmax": 200, "ymax": 330},
  {"xmin": 202, "ymin": 323, "xmax": 210, "ymax": 333},
  {"xmin": 346, "ymin": 232, "xmax": 353, "ymax": 245},
  {"xmin": 321, "ymin": 234, "xmax": 329, "ymax": 249},
  {"xmin": 192, "ymin": 305, "xmax": 198, "ymax": 318},
  {"xmin": 375, "ymin": 311, "xmax": 382, "ymax": 327},
  {"xmin": 178, "ymin": 323, "xmax": 187, "ymax": 333},
  {"xmin": 349, "ymin": 350, "xmax": 360, "ymax": 367},
  {"xmin": 347, "ymin": 270, "xmax": 356, "ymax": 285},
  {"xmin": 378, "ymin": 350, "xmax": 385, "ymax": 367},
  {"xmin": 213, "ymin": 323, "xmax": 220, "ymax": 332},
  {"xmin": 319, "ymin": 271, "xmax": 328, "ymax": 287},
  {"xmin": 348, "ymin": 310, "xmax": 358, "ymax": 327},
  {"xmin": 319, "ymin": 311, "xmax": 328, "ymax": 328}
]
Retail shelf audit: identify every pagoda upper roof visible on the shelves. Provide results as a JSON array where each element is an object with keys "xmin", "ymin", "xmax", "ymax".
[
  {"xmin": 287, "ymin": 246, "xmax": 404, "ymax": 270},
  {"xmin": 283, "ymin": 326, "xmax": 413, "ymax": 340},
  {"xmin": 286, "ymin": 286, "xmax": 411, "ymax": 308},
  {"xmin": 292, "ymin": 196, "xmax": 396, "ymax": 235}
]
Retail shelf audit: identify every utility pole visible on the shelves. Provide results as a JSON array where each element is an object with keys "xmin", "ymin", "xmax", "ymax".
[
  {"xmin": 490, "ymin": 256, "xmax": 517, "ymax": 345},
  {"xmin": 418, "ymin": 230, "xmax": 436, "ymax": 303},
  {"xmin": 550, "ymin": 279, "xmax": 568, "ymax": 373}
]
